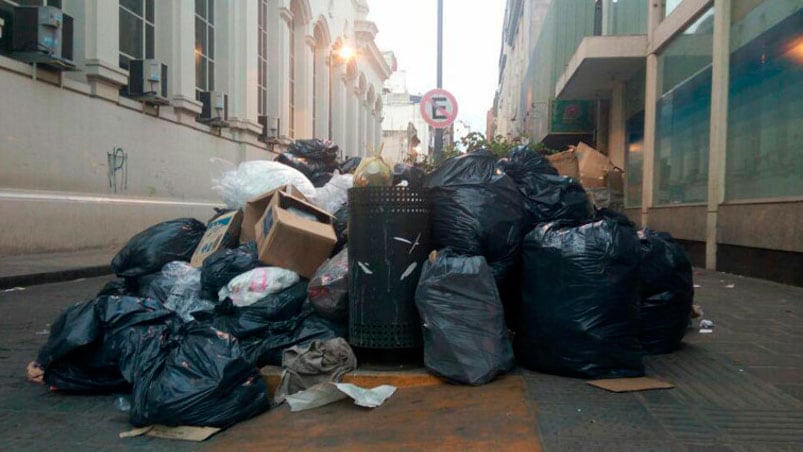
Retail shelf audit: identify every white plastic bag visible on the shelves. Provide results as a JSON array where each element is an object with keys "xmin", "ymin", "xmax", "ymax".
[
  {"xmin": 211, "ymin": 159, "xmax": 316, "ymax": 208},
  {"xmin": 219, "ymin": 267, "xmax": 301, "ymax": 307},
  {"xmin": 310, "ymin": 171, "xmax": 353, "ymax": 214},
  {"xmin": 160, "ymin": 261, "xmax": 215, "ymax": 321}
]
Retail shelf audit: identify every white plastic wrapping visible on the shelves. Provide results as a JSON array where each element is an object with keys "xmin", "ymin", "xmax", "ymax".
[
  {"xmin": 211, "ymin": 159, "xmax": 316, "ymax": 208},
  {"xmin": 218, "ymin": 267, "xmax": 301, "ymax": 307},
  {"xmin": 309, "ymin": 172, "xmax": 354, "ymax": 214},
  {"xmin": 160, "ymin": 261, "xmax": 215, "ymax": 321}
]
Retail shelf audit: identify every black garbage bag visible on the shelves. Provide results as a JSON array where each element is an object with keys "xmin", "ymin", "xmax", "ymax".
[
  {"xmin": 332, "ymin": 204, "xmax": 349, "ymax": 255},
  {"xmin": 392, "ymin": 163, "xmax": 427, "ymax": 188},
  {"xmin": 308, "ymin": 249, "xmax": 349, "ymax": 322},
  {"xmin": 199, "ymin": 241, "xmax": 261, "ymax": 300},
  {"xmin": 96, "ymin": 278, "xmax": 138, "ymax": 297},
  {"xmin": 129, "ymin": 322, "xmax": 270, "ymax": 428},
  {"xmin": 423, "ymin": 150, "xmax": 525, "ymax": 281},
  {"xmin": 36, "ymin": 296, "xmax": 176, "ymax": 392},
  {"xmin": 194, "ymin": 282, "xmax": 309, "ymax": 336},
  {"xmin": 516, "ymin": 218, "xmax": 644, "ymax": 379},
  {"xmin": 289, "ymin": 139, "xmax": 339, "ymax": 171},
  {"xmin": 500, "ymin": 146, "xmax": 592, "ymax": 226},
  {"xmin": 415, "ymin": 250, "xmax": 514, "ymax": 385},
  {"xmin": 638, "ymin": 229, "xmax": 694, "ymax": 354},
  {"xmin": 195, "ymin": 282, "xmax": 345, "ymax": 366},
  {"xmin": 111, "ymin": 218, "xmax": 206, "ymax": 278},
  {"xmin": 276, "ymin": 151, "xmax": 329, "ymax": 179},
  {"xmin": 310, "ymin": 171, "xmax": 334, "ymax": 188},
  {"xmin": 497, "ymin": 144, "xmax": 557, "ymax": 180},
  {"xmin": 340, "ymin": 157, "xmax": 362, "ymax": 174}
]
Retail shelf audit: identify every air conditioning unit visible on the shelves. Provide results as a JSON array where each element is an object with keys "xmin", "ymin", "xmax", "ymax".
[
  {"xmin": 258, "ymin": 115, "xmax": 280, "ymax": 143},
  {"xmin": 12, "ymin": 5, "xmax": 75, "ymax": 70},
  {"xmin": 198, "ymin": 91, "xmax": 229, "ymax": 127},
  {"xmin": 127, "ymin": 59, "xmax": 170, "ymax": 105}
]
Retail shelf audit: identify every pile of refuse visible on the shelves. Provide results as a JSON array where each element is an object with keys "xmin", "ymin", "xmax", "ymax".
[{"xmin": 29, "ymin": 139, "xmax": 694, "ymax": 433}]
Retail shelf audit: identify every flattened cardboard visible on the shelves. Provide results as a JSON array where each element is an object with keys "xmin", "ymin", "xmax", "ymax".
[
  {"xmin": 547, "ymin": 150, "xmax": 580, "ymax": 179},
  {"xmin": 587, "ymin": 377, "xmax": 674, "ymax": 393},
  {"xmin": 190, "ymin": 210, "xmax": 243, "ymax": 267},
  {"xmin": 255, "ymin": 191, "xmax": 336, "ymax": 278},
  {"xmin": 575, "ymin": 142, "xmax": 615, "ymax": 189},
  {"xmin": 240, "ymin": 185, "xmax": 308, "ymax": 243},
  {"xmin": 119, "ymin": 425, "xmax": 221, "ymax": 442}
]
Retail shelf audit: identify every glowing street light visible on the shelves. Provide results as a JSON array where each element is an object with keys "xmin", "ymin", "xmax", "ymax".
[{"xmin": 337, "ymin": 45, "xmax": 356, "ymax": 61}]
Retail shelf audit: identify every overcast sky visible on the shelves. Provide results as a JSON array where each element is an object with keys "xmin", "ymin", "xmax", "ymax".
[{"xmin": 368, "ymin": 0, "xmax": 505, "ymax": 137}]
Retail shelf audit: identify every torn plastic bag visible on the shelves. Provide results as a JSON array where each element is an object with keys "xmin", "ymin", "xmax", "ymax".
[
  {"xmin": 111, "ymin": 218, "xmax": 206, "ymax": 278},
  {"xmin": 332, "ymin": 205, "xmax": 349, "ymax": 255},
  {"xmin": 199, "ymin": 241, "xmax": 261, "ymax": 300},
  {"xmin": 308, "ymin": 249, "xmax": 349, "ymax": 322},
  {"xmin": 339, "ymin": 157, "xmax": 362, "ymax": 174},
  {"xmin": 129, "ymin": 322, "xmax": 270, "ymax": 428},
  {"xmin": 392, "ymin": 164, "xmax": 426, "ymax": 188},
  {"xmin": 423, "ymin": 150, "xmax": 525, "ymax": 281},
  {"xmin": 638, "ymin": 229, "xmax": 694, "ymax": 354},
  {"xmin": 415, "ymin": 250, "xmax": 514, "ymax": 385},
  {"xmin": 211, "ymin": 159, "xmax": 316, "ymax": 209},
  {"xmin": 310, "ymin": 172, "xmax": 353, "ymax": 214},
  {"xmin": 516, "ymin": 218, "xmax": 644, "ymax": 379},
  {"xmin": 194, "ymin": 282, "xmax": 309, "ymax": 337},
  {"xmin": 218, "ymin": 267, "xmax": 301, "ymax": 307}
]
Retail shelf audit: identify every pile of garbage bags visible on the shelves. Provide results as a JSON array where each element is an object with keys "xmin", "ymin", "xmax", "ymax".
[{"xmin": 32, "ymin": 138, "xmax": 697, "ymax": 434}]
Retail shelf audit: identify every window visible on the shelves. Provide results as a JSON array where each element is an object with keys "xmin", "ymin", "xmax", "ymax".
[
  {"xmin": 195, "ymin": 0, "xmax": 215, "ymax": 100},
  {"xmin": 288, "ymin": 14, "xmax": 295, "ymax": 138},
  {"xmin": 258, "ymin": 0, "xmax": 268, "ymax": 115},
  {"xmin": 16, "ymin": 0, "xmax": 62, "ymax": 6},
  {"xmin": 725, "ymin": 1, "xmax": 803, "ymax": 200},
  {"xmin": 119, "ymin": 0, "xmax": 154, "ymax": 71},
  {"xmin": 654, "ymin": 8, "xmax": 714, "ymax": 205}
]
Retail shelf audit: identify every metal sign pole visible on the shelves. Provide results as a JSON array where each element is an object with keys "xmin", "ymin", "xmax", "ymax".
[{"xmin": 433, "ymin": 0, "xmax": 444, "ymax": 162}]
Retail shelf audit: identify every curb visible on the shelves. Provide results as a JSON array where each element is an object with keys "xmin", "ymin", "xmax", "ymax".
[{"xmin": 0, "ymin": 265, "xmax": 113, "ymax": 290}]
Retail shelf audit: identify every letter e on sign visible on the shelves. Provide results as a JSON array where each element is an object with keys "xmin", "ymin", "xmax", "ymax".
[{"xmin": 420, "ymin": 88, "xmax": 458, "ymax": 129}]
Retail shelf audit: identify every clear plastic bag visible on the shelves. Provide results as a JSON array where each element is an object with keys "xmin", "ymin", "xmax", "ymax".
[
  {"xmin": 308, "ymin": 249, "xmax": 349, "ymax": 322},
  {"xmin": 160, "ymin": 262, "xmax": 215, "ymax": 321},
  {"xmin": 219, "ymin": 267, "xmax": 301, "ymax": 307},
  {"xmin": 310, "ymin": 171, "xmax": 354, "ymax": 214},
  {"xmin": 211, "ymin": 159, "xmax": 316, "ymax": 208}
]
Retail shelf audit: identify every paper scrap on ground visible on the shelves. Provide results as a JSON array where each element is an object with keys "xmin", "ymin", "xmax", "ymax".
[
  {"xmin": 285, "ymin": 382, "xmax": 396, "ymax": 412},
  {"xmin": 119, "ymin": 425, "xmax": 221, "ymax": 442},
  {"xmin": 587, "ymin": 377, "xmax": 674, "ymax": 393}
]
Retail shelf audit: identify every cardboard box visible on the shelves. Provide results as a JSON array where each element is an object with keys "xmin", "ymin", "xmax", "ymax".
[
  {"xmin": 547, "ymin": 150, "xmax": 580, "ymax": 179},
  {"xmin": 255, "ymin": 191, "xmax": 336, "ymax": 278},
  {"xmin": 240, "ymin": 185, "xmax": 308, "ymax": 243},
  {"xmin": 190, "ymin": 210, "xmax": 242, "ymax": 267},
  {"xmin": 575, "ymin": 142, "xmax": 615, "ymax": 189}
]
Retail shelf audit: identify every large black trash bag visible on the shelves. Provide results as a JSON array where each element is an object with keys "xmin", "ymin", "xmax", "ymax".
[
  {"xmin": 310, "ymin": 171, "xmax": 334, "ymax": 188},
  {"xmin": 36, "ymin": 296, "xmax": 175, "ymax": 392},
  {"xmin": 516, "ymin": 218, "xmax": 644, "ymax": 379},
  {"xmin": 392, "ymin": 163, "xmax": 427, "ymax": 188},
  {"xmin": 290, "ymin": 139, "xmax": 340, "ymax": 171},
  {"xmin": 423, "ymin": 150, "xmax": 525, "ymax": 281},
  {"xmin": 111, "ymin": 218, "xmax": 206, "ymax": 278},
  {"xmin": 638, "ymin": 229, "xmax": 694, "ymax": 354},
  {"xmin": 129, "ymin": 322, "xmax": 270, "ymax": 428},
  {"xmin": 500, "ymin": 146, "xmax": 592, "ymax": 226},
  {"xmin": 275, "ymin": 151, "xmax": 328, "ymax": 179},
  {"xmin": 415, "ymin": 250, "xmax": 514, "ymax": 385},
  {"xmin": 340, "ymin": 157, "xmax": 362, "ymax": 174},
  {"xmin": 199, "ymin": 241, "xmax": 261, "ymax": 300},
  {"xmin": 332, "ymin": 204, "xmax": 349, "ymax": 255},
  {"xmin": 96, "ymin": 278, "xmax": 138, "ymax": 297}
]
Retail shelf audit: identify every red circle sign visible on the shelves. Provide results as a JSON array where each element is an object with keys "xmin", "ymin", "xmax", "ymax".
[{"xmin": 420, "ymin": 88, "xmax": 458, "ymax": 129}]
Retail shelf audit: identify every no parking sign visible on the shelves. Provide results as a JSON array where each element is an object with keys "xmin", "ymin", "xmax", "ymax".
[{"xmin": 420, "ymin": 88, "xmax": 458, "ymax": 129}]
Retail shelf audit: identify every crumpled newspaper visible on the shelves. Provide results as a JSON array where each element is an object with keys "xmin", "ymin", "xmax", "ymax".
[{"xmin": 285, "ymin": 382, "xmax": 396, "ymax": 412}]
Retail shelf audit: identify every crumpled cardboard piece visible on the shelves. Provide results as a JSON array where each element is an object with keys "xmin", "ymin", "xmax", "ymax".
[
  {"xmin": 285, "ymin": 382, "xmax": 397, "ymax": 412},
  {"xmin": 119, "ymin": 425, "xmax": 221, "ymax": 442}
]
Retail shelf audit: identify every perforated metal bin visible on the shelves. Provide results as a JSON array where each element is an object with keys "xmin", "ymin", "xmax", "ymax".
[{"xmin": 347, "ymin": 186, "xmax": 430, "ymax": 349}]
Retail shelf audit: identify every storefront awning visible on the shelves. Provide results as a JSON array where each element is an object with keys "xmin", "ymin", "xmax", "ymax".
[{"xmin": 555, "ymin": 35, "xmax": 648, "ymax": 100}]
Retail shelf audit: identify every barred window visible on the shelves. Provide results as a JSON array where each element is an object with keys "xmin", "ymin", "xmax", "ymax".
[
  {"xmin": 194, "ymin": 0, "xmax": 215, "ymax": 100},
  {"xmin": 119, "ymin": 0, "xmax": 154, "ymax": 71}
]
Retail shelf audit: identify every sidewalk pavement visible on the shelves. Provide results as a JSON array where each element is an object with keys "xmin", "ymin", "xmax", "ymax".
[
  {"xmin": 0, "ymin": 248, "xmax": 115, "ymax": 290},
  {"xmin": 0, "ymin": 268, "xmax": 801, "ymax": 450}
]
